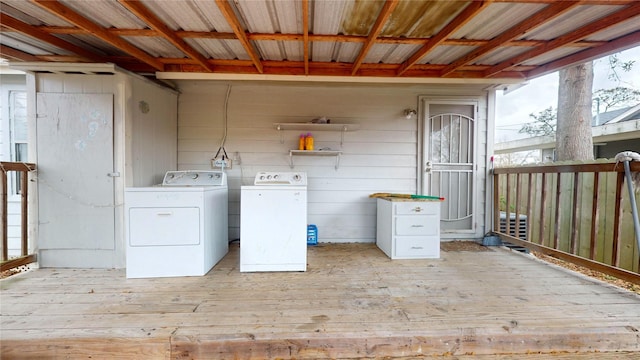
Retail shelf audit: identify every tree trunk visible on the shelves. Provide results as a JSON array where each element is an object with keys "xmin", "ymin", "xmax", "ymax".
[{"xmin": 556, "ymin": 62, "xmax": 594, "ymax": 161}]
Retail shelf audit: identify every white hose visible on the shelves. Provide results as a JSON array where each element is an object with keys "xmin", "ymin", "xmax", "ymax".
[{"xmin": 615, "ymin": 151, "xmax": 640, "ymax": 256}]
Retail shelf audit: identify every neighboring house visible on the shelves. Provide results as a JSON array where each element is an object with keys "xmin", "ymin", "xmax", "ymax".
[
  {"xmin": 0, "ymin": 67, "xmax": 27, "ymax": 258},
  {"xmin": 494, "ymin": 104, "xmax": 640, "ymax": 161}
]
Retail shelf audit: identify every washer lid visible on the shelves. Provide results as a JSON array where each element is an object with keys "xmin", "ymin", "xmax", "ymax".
[
  {"xmin": 162, "ymin": 171, "xmax": 227, "ymax": 186},
  {"xmin": 254, "ymin": 171, "xmax": 307, "ymax": 186}
]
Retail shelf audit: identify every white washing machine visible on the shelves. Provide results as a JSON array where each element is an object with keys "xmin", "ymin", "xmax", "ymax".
[
  {"xmin": 125, "ymin": 171, "xmax": 228, "ymax": 278},
  {"xmin": 240, "ymin": 171, "xmax": 307, "ymax": 272}
]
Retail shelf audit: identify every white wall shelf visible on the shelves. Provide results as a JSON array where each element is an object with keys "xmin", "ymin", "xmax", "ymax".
[
  {"xmin": 274, "ymin": 123, "xmax": 359, "ymax": 145},
  {"xmin": 289, "ymin": 150, "xmax": 342, "ymax": 169}
]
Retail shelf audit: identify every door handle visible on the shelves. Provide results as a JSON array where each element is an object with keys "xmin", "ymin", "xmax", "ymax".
[
  {"xmin": 107, "ymin": 172, "xmax": 120, "ymax": 177},
  {"xmin": 425, "ymin": 161, "xmax": 432, "ymax": 173}
]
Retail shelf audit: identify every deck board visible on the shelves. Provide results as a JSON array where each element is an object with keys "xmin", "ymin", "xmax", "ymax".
[{"xmin": 1, "ymin": 243, "xmax": 639, "ymax": 359}]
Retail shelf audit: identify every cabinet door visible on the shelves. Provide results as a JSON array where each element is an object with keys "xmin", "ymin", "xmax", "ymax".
[{"xmin": 37, "ymin": 93, "xmax": 115, "ymax": 250}]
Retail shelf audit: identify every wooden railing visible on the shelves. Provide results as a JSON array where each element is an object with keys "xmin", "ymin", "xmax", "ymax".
[
  {"xmin": 493, "ymin": 160, "xmax": 640, "ymax": 285},
  {"xmin": 1, "ymin": 161, "xmax": 37, "ymax": 272}
]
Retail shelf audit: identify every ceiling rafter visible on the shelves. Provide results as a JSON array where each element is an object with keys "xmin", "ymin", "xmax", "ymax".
[
  {"xmin": 0, "ymin": 44, "xmax": 40, "ymax": 61},
  {"xmin": 527, "ymin": 30, "xmax": 640, "ymax": 78},
  {"xmin": 485, "ymin": 1, "xmax": 640, "ymax": 78},
  {"xmin": 31, "ymin": 0, "xmax": 164, "ymax": 71},
  {"xmin": 0, "ymin": 13, "xmax": 108, "ymax": 63},
  {"xmin": 215, "ymin": 0, "xmax": 263, "ymax": 74},
  {"xmin": 396, "ymin": 0, "xmax": 492, "ymax": 76},
  {"xmin": 117, "ymin": 0, "xmax": 214, "ymax": 72},
  {"xmin": 439, "ymin": 1, "xmax": 582, "ymax": 77},
  {"xmin": 350, "ymin": 0, "xmax": 399, "ymax": 76},
  {"xmin": 38, "ymin": 25, "xmax": 608, "ymax": 48},
  {"xmin": 302, "ymin": 0, "xmax": 309, "ymax": 75}
]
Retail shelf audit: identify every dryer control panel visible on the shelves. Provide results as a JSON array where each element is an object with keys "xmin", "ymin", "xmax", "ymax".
[
  {"xmin": 254, "ymin": 171, "xmax": 307, "ymax": 186},
  {"xmin": 162, "ymin": 170, "xmax": 227, "ymax": 186}
]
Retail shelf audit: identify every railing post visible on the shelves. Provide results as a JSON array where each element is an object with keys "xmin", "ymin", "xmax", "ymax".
[
  {"xmin": 493, "ymin": 172, "xmax": 499, "ymax": 233},
  {"xmin": 589, "ymin": 172, "xmax": 600, "ymax": 260},
  {"xmin": 612, "ymin": 171, "xmax": 625, "ymax": 267},
  {"xmin": 570, "ymin": 172, "xmax": 580, "ymax": 254},
  {"xmin": 515, "ymin": 173, "xmax": 521, "ymax": 238},
  {"xmin": 526, "ymin": 173, "xmax": 533, "ymax": 241},
  {"xmin": 21, "ymin": 170, "xmax": 29, "ymax": 257},
  {"xmin": 505, "ymin": 174, "xmax": 511, "ymax": 235},
  {"xmin": 553, "ymin": 173, "xmax": 562, "ymax": 250},
  {"xmin": 1, "ymin": 168, "xmax": 7, "ymax": 261},
  {"xmin": 539, "ymin": 173, "xmax": 547, "ymax": 246}
]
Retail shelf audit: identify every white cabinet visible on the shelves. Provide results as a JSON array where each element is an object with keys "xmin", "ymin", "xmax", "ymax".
[{"xmin": 376, "ymin": 198, "xmax": 441, "ymax": 259}]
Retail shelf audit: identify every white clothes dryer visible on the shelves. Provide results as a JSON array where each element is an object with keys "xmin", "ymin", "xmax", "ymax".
[{"xmin": 125, "ymin": 171, "xmax": 228, "ymax": 278}]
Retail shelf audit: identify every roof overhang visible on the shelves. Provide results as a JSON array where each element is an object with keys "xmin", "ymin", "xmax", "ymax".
[{"xmin": 156, "ymin": 71, "xmax": 524, "ymax": 86}]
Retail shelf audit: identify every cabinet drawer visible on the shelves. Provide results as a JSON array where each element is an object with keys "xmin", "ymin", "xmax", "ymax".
[
  {"xmin": 395, "ymin": 215, "xmax": 439, "ymax": 236},
  {"xmin": 395, "ymin": 202, "xmax": 439, "ymax": 215},
  {"xmin": 395, "ymin": 237, "xmax": 440, "ymax": 258}
]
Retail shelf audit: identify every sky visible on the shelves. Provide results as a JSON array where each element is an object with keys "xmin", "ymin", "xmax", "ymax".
[{"xmin": 495, "ymin": 46, "xmax": 640, "ymax": 142}]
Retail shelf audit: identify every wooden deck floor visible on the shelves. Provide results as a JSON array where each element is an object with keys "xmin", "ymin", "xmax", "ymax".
[{"xmin": 1, "ymin": 243, "xmax": 639, "ymax": 359}]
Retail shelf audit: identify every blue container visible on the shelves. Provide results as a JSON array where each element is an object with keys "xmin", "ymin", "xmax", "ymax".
[{"xmin": 307, "ymin": 224, "xmax": 318, "ymax": 246}]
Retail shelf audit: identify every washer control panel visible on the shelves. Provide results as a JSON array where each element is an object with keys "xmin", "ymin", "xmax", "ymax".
[
  {"xmin": 162, "ymin": 171, "xmax": 227, "ymax": 186},
  {"xmin": 254, "ymin": 171, "xmax": 307, "ymax": 186}
]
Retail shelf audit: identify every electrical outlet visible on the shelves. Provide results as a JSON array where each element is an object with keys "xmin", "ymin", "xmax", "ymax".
[{"xmin": 211, "ymin": 158, "xmax": 232, "ymax": 169}]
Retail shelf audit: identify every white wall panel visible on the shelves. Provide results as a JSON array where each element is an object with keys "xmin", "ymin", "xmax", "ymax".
[{"xmin": 176, "ymin": 81, "xmax": 489, "ymax": 243}]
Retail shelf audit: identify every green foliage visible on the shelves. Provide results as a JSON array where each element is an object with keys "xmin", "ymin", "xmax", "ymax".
[
  {"xmin": 519, "ymin": 106, "xmax": 556, "ymax": 136},
  {"xmin": 606, "ymin": 54, "xmax": 636, "ymax": 83},
  {"xmin": 593, "ymin": 87, "xmax": 640, "ymax": 113}
]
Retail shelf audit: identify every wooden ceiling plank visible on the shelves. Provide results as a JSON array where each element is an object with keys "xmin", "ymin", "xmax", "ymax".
[
  {"xmin": 526, "ymin": 29, "xmax": 640, "ymax": 78},
  {"xmin": 0, "ymin": 44, "xmax": 41, "ymax": 61},
  {"xmin": 440, "ymin": 1, "xmax": 581, "ymax": 77},
  {"xmin": 0, "ymin": 13, "xmax": 108, "ymax": 63},
  {"xmin": 118, "ymin": 0, "xmax": 214, "ymax": 72},
  {"xmin": 215, "ymin": 0, "xmax": 263, "ymax": 74},
  {"xmin": 396, "ymin": 1, "xmax": 492, "ymax": 76},
  {"xmin": 303, "ymin": 0, "xmax": 309, "ymax": 75},
  {"xmin": 351, "ymin": 0, "xmax": 400, "ymax": 75},
  {"xmin": 32, "ymin": 0, "xmax": 164, "ymax": 71},
  {"xmin": 485, "ymin": 1, "xmax": 640, "ymax": 78}
]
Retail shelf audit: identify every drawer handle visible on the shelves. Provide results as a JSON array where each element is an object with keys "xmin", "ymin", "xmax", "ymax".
[
  {"xmin": 411, "ymin": 224, "xmax": 424, "ymax": 227},
  {"xmin": 410, "ymin": 246, "xmax": 424, "ymax": 250},
  {"xmin": 156, "ymin": 212, "xmax": 173, "ymax": 216},
  {"xmin": 413, "ymin": 207, "xmax": 423, "ymax": 212}
]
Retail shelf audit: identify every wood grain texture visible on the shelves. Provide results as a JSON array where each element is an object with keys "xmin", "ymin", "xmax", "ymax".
[{"xmin": 2, "ymin": 244, "xmax": 639, "ymax": 359}]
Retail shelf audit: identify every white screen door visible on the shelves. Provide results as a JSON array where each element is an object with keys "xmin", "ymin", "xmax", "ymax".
[
  {"xmin": 422, "ymin": 101, "xmax": 477, "ymax": 233},
  {"xmin": 36, "ymin": 93, "xmax": 115, "ymax": 250}
]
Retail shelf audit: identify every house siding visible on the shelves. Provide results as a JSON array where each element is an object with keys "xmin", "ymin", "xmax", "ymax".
[{"xmin": 176, "ymin": 81, "xmax": 490, "ymax": 243}]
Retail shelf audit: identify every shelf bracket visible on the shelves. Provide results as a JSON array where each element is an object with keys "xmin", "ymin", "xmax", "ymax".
[
  {"xmin": 341, "ymin": 125, "xmax": 347, "ymax": 146},
  {"xmin": 277, "ymin": 125, "xmax": 284, "ymax": 144}
]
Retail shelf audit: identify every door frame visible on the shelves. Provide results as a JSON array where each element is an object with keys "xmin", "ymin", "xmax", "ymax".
[{"xmin": 418, "ymin": 96, "xmax": 480, "ymax": 236}]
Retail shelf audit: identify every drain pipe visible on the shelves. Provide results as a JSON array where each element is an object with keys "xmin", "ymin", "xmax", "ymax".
[{"xmin": 615, "ymin": 151, "xmax": 640, "ymax": 254}]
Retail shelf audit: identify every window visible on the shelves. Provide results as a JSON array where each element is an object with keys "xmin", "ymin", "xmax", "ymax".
[{"xmin": 9, "ymin": 90, "xmax": 27, "ymax": 194}]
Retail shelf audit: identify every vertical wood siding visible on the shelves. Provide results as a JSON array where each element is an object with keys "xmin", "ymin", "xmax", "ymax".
[{"xmin": 176, "ymin": 81, "xmax": 489, "ymax": 243}]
